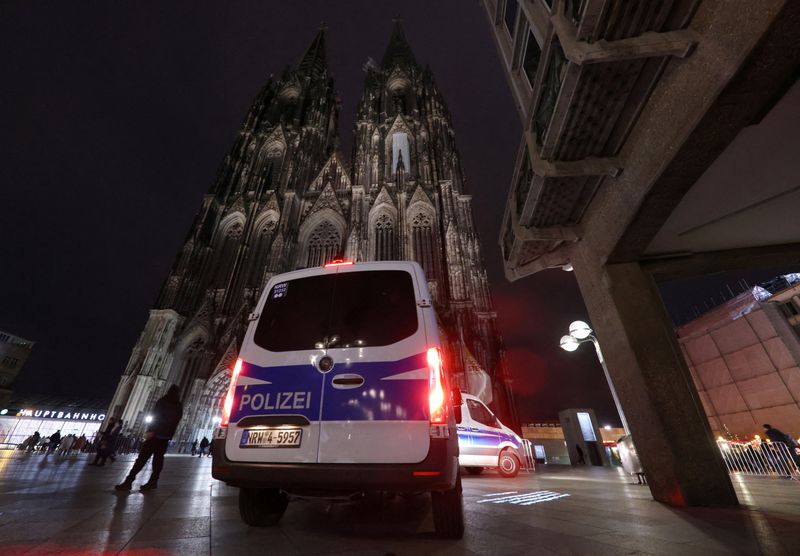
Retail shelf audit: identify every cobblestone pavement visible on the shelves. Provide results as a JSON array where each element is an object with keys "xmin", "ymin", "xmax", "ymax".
[{"xmin": 0, "ymin": 451, "xmax": 799, "ymax": 555}]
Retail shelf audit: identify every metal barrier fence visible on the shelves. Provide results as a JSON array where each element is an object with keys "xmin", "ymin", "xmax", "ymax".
[
  {"xmin": 521, "ymin": 439, "xmax": 536, "ymax": 470},
  {"xmin": 718, "ymin": 440, "xmax": 800, "ymax": 478}
]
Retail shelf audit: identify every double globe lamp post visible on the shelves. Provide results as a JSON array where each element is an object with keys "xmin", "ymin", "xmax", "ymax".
[{"xmin": 560, "ymin": 321, "xmax": 630, "ymax": 435}]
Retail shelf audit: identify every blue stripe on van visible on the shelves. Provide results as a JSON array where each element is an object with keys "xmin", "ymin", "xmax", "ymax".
[{"xmin": 231, "ymin": 352, "xmax": 429, "ymax": 423}]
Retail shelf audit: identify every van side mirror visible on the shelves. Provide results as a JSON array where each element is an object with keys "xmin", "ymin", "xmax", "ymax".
[{"xmin": 451, "ymin": 388, "xmax": 463, "ymax": 424}]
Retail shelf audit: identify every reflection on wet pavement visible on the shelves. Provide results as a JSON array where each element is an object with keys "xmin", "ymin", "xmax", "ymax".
[{"xmin": 1, "ymin": 451, "xmax": 799, "ymax": 555}]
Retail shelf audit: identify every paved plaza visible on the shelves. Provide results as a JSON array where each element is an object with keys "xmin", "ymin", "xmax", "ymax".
[{"xmin": 0, "ymin": 451, "xmax": 799, "ymax": 555}]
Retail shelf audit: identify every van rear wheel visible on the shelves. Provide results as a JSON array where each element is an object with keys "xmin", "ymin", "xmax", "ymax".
[
  {"xmin": 239, "ymin": 487, "xmax": 289, "ymax": 526},
  {"xmin": 431, "ymin": 472, "xmax": 464, "ymax": 539},
  {"xmin": 498, "ymin": 449, "xmax": 520, "ymax": 478}
]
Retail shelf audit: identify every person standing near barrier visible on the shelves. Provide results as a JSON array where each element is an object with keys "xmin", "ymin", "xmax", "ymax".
[
  {"xmin": 115, "ymin": 385, "xmax": 183, "ymax": 491},
  {"xmin": 763, "ymin": 424, "xmax": 800, "ymax": 466},
  {"xmin": 198, "ymin": 437, "xmax": 209, "ymax": 457}
]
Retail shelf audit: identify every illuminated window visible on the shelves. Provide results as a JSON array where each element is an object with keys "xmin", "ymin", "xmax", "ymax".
[{"xmin": 391, "ymin": 133, "xmax": 410, "ymax": 175}]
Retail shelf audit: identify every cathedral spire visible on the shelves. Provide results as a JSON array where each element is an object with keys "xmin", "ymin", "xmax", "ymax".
[
  {"xmin": 297, "ymin": 26, "xmax": 328, "ymax": 78},
  {"xmin": 381, "ymin": 18, "xmax": 416, "ymax": 68}
]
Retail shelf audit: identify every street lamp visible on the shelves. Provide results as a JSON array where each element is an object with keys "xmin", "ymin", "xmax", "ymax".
[
  {"xmin": 144, "ymin": 415, "xmax": 153, "ymax": 424},
  {"xmin": 559, "ymin": 320, "xmax": 630, "ymax": 434}
]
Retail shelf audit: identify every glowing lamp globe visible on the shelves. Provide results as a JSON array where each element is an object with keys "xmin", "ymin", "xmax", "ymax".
[
  {"xmin": 560, "ymin": 335, "xmax": 580, "ymax": 352},
  {"xmin": 569, "ymin": 320, "xmax": 593, "ymax": 340}
]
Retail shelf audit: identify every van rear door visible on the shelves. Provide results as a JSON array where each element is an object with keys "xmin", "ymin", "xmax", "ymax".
[
  {"xmin": 316, "ymin": 264, "xmax": 432, "ymax": 464},
  {"xmin": 225, "ymin": 271, "xmax": 335, "ymax": 464}
]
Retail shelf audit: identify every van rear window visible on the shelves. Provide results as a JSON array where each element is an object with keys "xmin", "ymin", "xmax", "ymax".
[{"xmin": 254, "ymin": 270, "xmax": 419, "ymax": 352}]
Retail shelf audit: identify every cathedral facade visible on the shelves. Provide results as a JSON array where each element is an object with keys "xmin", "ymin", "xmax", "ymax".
[{"xmin": 107, "ymin": 23, "xmax": 518, "ymax": 444}]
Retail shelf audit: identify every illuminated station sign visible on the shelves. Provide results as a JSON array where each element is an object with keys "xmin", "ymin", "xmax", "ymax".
[{"xmin": 1, "ymin": 408, "xmax": 106, "ymax": 422}]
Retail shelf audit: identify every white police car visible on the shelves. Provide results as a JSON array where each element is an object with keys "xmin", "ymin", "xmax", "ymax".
[
  {"xmin": 211, "ymin": 260, "xmax": 464, "ymax": 538},
  {"xmin": 457, "ymin": 393, "xmax": 525, "ymax": 478}
]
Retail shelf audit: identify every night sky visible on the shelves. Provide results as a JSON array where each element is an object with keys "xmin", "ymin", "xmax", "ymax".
[{"xmin": 2, "ymin": 2, "xmax": 794, "ymax": 426}]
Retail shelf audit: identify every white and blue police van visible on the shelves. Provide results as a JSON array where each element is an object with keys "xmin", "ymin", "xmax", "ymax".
[
  {"xmin": 457, "ymin": 393, "xmax": 525, "ymax": 478},
  {"xmin": 211, "ymin": 260, "xmax": 464, "ymax": 538}
]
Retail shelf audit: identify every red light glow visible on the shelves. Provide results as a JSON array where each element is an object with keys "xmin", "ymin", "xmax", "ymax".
[
  {"xmin": 428, "ymin": 347, "xmax": 447, "ymax": 424},
  {"xmin": 221, "ymin": 358, "xmax": 243, "ymax": 427},
  {"xmin": 324, "ymin": 259, "xmax": 354, "ymax": 267}
]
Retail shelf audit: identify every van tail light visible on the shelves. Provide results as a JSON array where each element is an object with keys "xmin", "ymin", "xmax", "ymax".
[
  {"xmin": 427, "ymin": 347, "xmax": 447, "ymax": 425},
  {"xmin": 220, "ymin": 358, "xmax": 243, "ymax": 427}
]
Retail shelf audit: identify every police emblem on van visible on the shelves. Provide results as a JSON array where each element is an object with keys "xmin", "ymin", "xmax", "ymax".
[{"xmin": 317, "ymin": 355, "xmax": 334, "ymax": 373}]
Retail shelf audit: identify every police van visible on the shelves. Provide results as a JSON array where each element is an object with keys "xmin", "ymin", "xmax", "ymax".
[
  {"xmin": 457, "ymin": 393, "xmax": 525, "ymax": 478},
  {"xmin": 211, "ymin": 260, "xmax": 464, "ymax": 538}
]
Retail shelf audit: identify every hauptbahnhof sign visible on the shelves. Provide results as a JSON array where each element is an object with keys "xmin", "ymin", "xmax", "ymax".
[{"xmin": 0, "ymin": 408, "xmax": 106, "ymax": 421}]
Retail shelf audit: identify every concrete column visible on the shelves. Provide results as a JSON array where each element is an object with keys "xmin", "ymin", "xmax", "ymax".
[{"xmin": 572, "ymin": 249, "xmax": 738, "ymax": 506}]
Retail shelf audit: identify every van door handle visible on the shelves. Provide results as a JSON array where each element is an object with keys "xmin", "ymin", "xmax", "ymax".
[{"xmin": 331, "ymin": 374, "xmax": 365, "ymax": 389}]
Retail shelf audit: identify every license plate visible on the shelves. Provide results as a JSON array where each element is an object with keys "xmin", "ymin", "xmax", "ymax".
[{"xmin": 240, "ymin": 428, "xmax": 302, "ymax": 448}]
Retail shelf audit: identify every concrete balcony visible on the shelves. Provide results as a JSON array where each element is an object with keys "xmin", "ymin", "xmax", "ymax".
[{"xmin": 498, "ymin": 0, "xmax": 698, "ymax": 278}]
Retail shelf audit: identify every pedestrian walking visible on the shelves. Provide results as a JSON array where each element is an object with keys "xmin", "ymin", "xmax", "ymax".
[
  {"xmin": 58, "ymin": 434, "xmax": 75, "ymax": 456},
  {"xmin": 108, "ymin": 420, "xmax": 124, "ymax": 463},
  {"xmin": 115, "ymin": 385, "xmax": 183, "ymax": 492},
  {"xmin": 74, "ymin": 434, "xmax": 87, "ymax": 453},
  {"xmin": 191, "ymin": 440, "xmax": 197, "ymax": 456},
  {"xmin": 207, "ymin": 438, "xmax": 213, "ymax": 457},
  {"xmin": 47, "ymin": 430, "xmax": 61, "ymax": 454},
  {"xmin": 89, "ymin": 417, "xmax": 120, "ymax": 466},
  {"xmin": 198, "ymin": 437, "xmax": 209, "ymax": 457},
  {"xmin": 22, "ymin": 431, "xmax": 40, "ymax": 452}
]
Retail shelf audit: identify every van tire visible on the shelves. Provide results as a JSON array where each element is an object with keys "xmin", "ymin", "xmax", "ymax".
[
  {"xmin": 498, "ymin": 449, "xmax": 520, "ymax": 478},
  {"xmin": 465, "ymin": 466, "xmax": 483, "ymax": 475},
  {"xmin": 431, "ymin": 473, "xmax": 464, "ymax": 539},
  {"xmin": 239, "ymin": 487, "xmax": 289, "ymax": 526}
]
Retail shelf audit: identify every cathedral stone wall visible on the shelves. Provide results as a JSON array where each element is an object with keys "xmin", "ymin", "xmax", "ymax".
[{"xmin": 107, "ymin": 23, "xmax": 519, "ymax": 445}]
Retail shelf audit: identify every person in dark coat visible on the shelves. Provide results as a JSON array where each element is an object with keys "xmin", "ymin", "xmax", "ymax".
[
  {"xmin": 763, "ymin": 424, "xmax": 800, "ymax": 466},
  {"xmin": 198, "ymin": 437, "xmax": 210, "ymax": 457},
  {"xmin": 115, "ymin": 385, "xmax": 183, "ymax": 491},
  {"xmin": 47, "ymin": 430, "xmax": 61, "ymax": 454},
  {"xmin": 191, "ymin": 440, "xmax": 197, "ymax": 456},
  {"xmin": 90, "ymin": 418, "xmax": 121, "ymax": 466}
]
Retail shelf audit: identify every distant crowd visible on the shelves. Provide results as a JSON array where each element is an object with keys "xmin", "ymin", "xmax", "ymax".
[{"xmin": 16, "ymin": 418, "xmax": 144, "ymax": 459}]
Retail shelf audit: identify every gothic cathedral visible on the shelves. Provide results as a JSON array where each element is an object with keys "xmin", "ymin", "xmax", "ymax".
[{"xmin": 108, "ymin": 23, "xmax": 518, "ymax": 443}]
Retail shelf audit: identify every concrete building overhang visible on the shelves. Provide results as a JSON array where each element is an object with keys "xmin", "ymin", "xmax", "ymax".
[{"xmin": 495, "ymin": 0, "xmax": 800, "ymax": 282}]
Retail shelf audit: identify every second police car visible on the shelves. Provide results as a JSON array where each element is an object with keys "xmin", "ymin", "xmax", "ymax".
[{"xmin": 457, "ymin": 392, "xmax": 526, "ymax": 478}]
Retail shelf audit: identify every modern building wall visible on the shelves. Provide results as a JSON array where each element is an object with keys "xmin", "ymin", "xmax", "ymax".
[
  {"xmin": 678, "ymin": 277, "xmax": 800, "ymax": 439},
  {"xmin": 522, "ymin": 421, "xmax": 624, "ymax": 464},
  {"xmin": 0, "ymin": 330, "xmax": 34, "ymax": 407}
]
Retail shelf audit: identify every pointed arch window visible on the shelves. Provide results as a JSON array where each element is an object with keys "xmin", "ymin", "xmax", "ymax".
[
  {"xmin": 391, "ymin": 133, "xmax": 410, "ymax": 176},
  {"xmin": 374, "ymin": 213, "xmax": 396, "ymax": 261},
  {"xmin": 410, "ymin": 211, "xmax": 438, "ymax": 280},
  {"xmin": 257, "ymin": 142, "xmax": 286, "ymax": 186},
  {"xmin": 306, "ymin": 221, "xmax": 341, "ymax": 267},
  {"xmin": 212, "ymin": 220, "xmax": 244, "ymax": 287},
  {"xmin": 177, "ymin": 337, "xmax": 207, "ymax": 394},
  {"xmin": 249, "ymin": 218, "xmax": 278, "ymax": 287}
]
